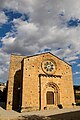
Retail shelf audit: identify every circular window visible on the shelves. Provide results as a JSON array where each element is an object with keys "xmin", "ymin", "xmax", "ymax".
[{"xmin": 41, "ymin": 59, "xmax": 56, "ymax": 74}]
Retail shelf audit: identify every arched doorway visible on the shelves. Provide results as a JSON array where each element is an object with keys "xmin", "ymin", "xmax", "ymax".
[
  {"xmin": 46, "ymin": 91, "xmax": 54, "ymax": 104},
  {"xmin": 41, "ymin": 82, "xmax": 60, "ymax": 110}
]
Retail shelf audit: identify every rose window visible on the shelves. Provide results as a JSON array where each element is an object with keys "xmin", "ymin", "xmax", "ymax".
[
  {"xmin": 41, "ymin": 59, "xmax": 56, "ymax": 74},
  {"xmin": 44, "ymin": 62, "xmax": 54, "ymax": 72}
]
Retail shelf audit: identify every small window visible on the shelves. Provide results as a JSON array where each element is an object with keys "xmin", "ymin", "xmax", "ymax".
[{"xmin": 46, "ymin": 91, "xmax": 54, "ymax": 104}]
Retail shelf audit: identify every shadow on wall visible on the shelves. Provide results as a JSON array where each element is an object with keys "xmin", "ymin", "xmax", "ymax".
[
  {"xmin": 0, "ymin": 83, "xmax": 8, "ymax": 109},
  {"xmin": 12, "ymin": 69, "xmax": 23, "ymax": 112}
]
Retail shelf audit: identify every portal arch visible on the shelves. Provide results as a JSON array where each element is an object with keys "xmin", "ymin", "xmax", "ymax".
[{"xmin": 41, "ymin": 82, "xmax": 60, "ymax": 110}]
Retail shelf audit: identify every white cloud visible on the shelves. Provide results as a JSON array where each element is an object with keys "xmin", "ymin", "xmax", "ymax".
[
  {"xmin": 77, "ymin": 64, "xmax": 80, "ymax": 67},
  {"xmin": 0, "ymin": 0, "xmax": 35, "ymax": 13},
  {"xmin": 2, "ymin": 37, "xmax": 16, "ymax": 45},
  {"xmin": 64, "ymin": 56, "xmax": 79, "ymax": 62},
  {"xmin": 70, "ymin": 61, "xmax": 76, "ymax": 65},
  {"xmin": 0, "ymin": 0, "xmax": 80, "ymax": 82},
  {"xmin": 13, "ymin": 18, "xmax": 38, "ymax": 34},
  {"xmin": 1, "ymin": 19, "xmax": 40, "ymax": 55},
  {"xmin": 0, "ymin": 11, "xmax": 8, "ymax": 24},
  {"xmin": 73, "ymin": 72, "xmax": 80, "ymax": 75},
  {"xmin": 0, "ymin": 49, "xmax": 10, "ymax": 82},
  {"xmin": 2, "ymin": 18, "xmax": 80, "ymax": 57}
]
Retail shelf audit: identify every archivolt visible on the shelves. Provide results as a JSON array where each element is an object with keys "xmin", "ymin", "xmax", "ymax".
[{"xmin": 43, "ymin": 82, "xmax": 60, "ymax": 93}]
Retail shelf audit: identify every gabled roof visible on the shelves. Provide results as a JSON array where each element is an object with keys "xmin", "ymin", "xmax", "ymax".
[{"xmin": 23, "ymin": 52, "xmax": 71, "ymax": 66}]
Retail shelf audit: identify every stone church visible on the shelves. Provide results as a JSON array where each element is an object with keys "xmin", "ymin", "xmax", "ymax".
[{"xmin": 6, "ymin": 52, "xmax": 75, "ymax": 112}]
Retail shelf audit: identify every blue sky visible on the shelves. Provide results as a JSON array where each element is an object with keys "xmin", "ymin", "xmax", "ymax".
[{"xmin": 0, "ymin": 0, "xmax": 80, "ymax": 85}]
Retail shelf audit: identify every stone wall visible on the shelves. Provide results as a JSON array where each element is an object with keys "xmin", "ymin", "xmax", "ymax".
[
  {"xmin": 22, "ymin": 53, "xmax": 75, "ymax": 111},
  {"xmin": 6, "ymin": 53, "xmax": 75, "ymax": 112},
  {"xmin": 6, "ymin": 54, "xmax": 25, "ymax": 111}
]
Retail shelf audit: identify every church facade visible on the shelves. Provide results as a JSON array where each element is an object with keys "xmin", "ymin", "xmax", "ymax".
[{"xmin": 6, "ymin": 52, "xmax": 75, "ymax": 112}]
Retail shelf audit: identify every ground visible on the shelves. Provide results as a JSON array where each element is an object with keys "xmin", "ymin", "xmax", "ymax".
[{"xmin": 0, "ymin": 107, "xmax": 80, "ymax": 120}]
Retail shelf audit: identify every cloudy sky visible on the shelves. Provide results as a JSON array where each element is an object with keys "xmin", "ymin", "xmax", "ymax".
[{"xmin": 0, "ymin": 0, "xmax": 80, "ymax": 85}]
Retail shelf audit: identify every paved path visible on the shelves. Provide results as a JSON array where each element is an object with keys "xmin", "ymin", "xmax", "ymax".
[
  {"xmin": 0, "ymin": 106, "xmax": 80, "ymax": 119},
  {"xmin": 21, "ymin": 107, "xmax": 80, "ymax": 116},
  {"xmin": 0, "ymin": 107, "xmax": 19, "ymax": 119}
]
